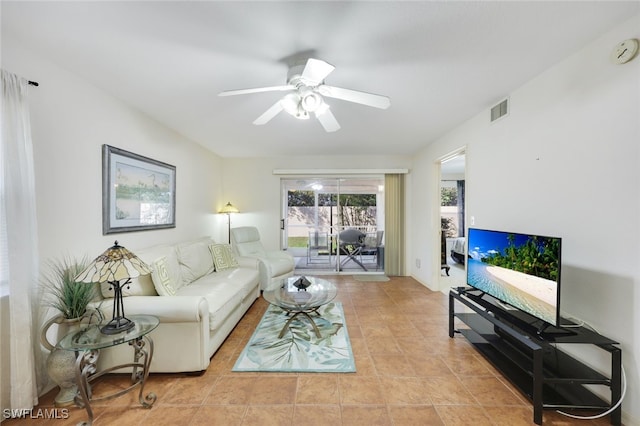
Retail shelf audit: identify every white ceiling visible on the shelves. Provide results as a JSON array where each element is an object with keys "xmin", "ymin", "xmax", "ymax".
[{"xmin": 2, "ymin": 1, "xmax": 637, "ymax": 158}]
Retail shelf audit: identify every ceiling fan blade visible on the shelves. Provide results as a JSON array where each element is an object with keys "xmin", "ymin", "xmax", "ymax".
[
  {"xmin": 319, "ymin": 85, "xmax": 390, "ymax": 109},
  {"xmin": 253, "ymin": 101, "xmax": 284, "ymax": 125},
  {"xmin": 316, "ymin": 108, "xmax": 340, "ymax": 133},
  {"xmin": 219, "ymin": 85, "xmax": 293, "ymax": 97},
  {"xmin": 301, "ymin": 59, "xmax": 335, "ymax": 85}
]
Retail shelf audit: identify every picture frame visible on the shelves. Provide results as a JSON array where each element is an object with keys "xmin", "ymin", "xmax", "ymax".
[{"xmin": 102, "ymin": 144, "xmax": 176, "ymax": 234}]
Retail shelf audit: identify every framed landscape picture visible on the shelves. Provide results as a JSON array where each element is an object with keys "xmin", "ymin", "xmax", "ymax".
[{"xmin": 102, "ymin": 145, "xmax": 176, "ymax": 234}]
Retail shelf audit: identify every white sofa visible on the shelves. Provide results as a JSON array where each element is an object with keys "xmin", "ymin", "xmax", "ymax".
[
  {"xmin": 88, "ymin": 237, "xmax": 260, "ymax": 374},
  {"xmin": 231, "ymin": 226, "xmax": 295, "ymax": 291}
]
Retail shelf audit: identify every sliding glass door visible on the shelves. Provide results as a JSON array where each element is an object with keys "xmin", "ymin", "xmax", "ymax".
[{"xmin": 281, "ymin": 176, "xmax": 385, "ymax": 274}]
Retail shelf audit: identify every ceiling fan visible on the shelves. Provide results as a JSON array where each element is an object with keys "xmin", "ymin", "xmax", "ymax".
[{"xmin": 218, "ymin": 58, "xmax": 390, "ymax": 132}]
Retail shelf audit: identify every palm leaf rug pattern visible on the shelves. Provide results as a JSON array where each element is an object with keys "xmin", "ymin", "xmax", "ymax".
[{"xmin": 233, "ymin": 302, "xmax": 356, "ymax": 372}]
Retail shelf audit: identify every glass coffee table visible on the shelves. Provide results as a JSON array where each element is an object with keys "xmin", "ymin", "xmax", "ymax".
[{"xmin": 263, "ymin": 276, "xmax": 337, "ymax": 338}]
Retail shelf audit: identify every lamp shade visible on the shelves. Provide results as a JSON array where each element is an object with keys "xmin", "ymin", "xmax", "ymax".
[
  {"xmin": 74, "ymin": 241, "xmax": 150, "ymax": 335},
  {"xmin": 75, "ymin": 241, "xmax": 151, "ymax": 283},
  {"xmin": 218, "ymin": 202, "xmax": 239, "ymax": 214}
]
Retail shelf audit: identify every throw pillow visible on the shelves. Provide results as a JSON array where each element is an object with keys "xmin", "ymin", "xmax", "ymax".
[
  {"xmin": 151, "ymin": 256, "xmax": 177, "ymax": 296},
  {"xmin": 177, "ymin": 240, "xmax": 215, "ymax": 285},
  {"xmin": 209, "ymin": 244, "xmax": 239, "ymax": 271}
]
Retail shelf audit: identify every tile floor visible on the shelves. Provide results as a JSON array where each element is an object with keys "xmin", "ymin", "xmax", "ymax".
[{"xmin": 5, "ymin": 276, "xmax": 615, "ymax": 425}]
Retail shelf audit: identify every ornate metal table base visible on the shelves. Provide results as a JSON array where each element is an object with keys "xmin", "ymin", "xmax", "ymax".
[
  {"xmin": 74, "ymin": 335, "xmax": 156, "ymax": 425},
  {"xmin": 279, "ymin": 308, "xmax": 322, "ymax": 338}
]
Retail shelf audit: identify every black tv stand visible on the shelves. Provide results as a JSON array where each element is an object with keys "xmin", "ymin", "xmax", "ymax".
[
  {"xmin": 449, "ymin": 287, "xmax": 621, "ymax": 425},
  {"xmin": 535, "ymin": 323, "xmax": 577, "ymax": 339}
]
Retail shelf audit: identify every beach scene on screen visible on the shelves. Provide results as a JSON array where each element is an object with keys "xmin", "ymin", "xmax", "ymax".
[{"xmin": 467, "ymin": 230, "xmax": 561, "ymax": 325}]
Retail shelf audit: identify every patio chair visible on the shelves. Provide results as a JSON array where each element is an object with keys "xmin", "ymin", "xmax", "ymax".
[
  {"xmin": 338, "ymin": 228, "xmax": 367, "ymax": 271},
  {"xmin": 361, "ymin": 230, "xmax": 384, "ymax": 268},
  {"xmin": 307, "ymin": 230, "xmax": 331, "ymax": 264}
]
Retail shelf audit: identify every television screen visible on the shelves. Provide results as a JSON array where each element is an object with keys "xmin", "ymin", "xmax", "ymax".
[{"xmin": 466, "ymin": 228, "xmax": 562, "ymax": 327}]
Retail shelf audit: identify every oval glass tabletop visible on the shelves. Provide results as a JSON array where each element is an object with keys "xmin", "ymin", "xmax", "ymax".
[
  {"xmin": 57, "ymin": 314, "xmax": 159, "ymax": 351},
  {"xmin": 263, "ymin": 276, "xmax": 337, "ymax": 311}
]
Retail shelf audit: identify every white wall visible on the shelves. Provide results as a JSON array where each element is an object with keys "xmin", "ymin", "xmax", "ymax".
[
  {"xmin": 3, "ymin": 38, "xmax": 225, "ymax": 264},
  {"xmin": 411, "ymin": 16, "xmax": 640, "ymax": 424}
]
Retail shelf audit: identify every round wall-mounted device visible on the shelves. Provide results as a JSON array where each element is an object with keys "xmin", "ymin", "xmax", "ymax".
[{"xmin": 611, "ymin": 38, "xmax": 639, "ymax": 64}]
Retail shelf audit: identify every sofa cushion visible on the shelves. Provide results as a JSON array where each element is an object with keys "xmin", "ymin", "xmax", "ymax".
[
  {"xmin": 133, "ymin": 243, "xmax": 183, "ymax": 289},
  {"xmin": 177, "ymin": 239, "xmax": 215, "ymax": 286},
  {"xmin": 175, "ymin": 267, "xmax": 259, "ymax": 330},
  {"xmin": 132, "ymin": 244, "xmax": 183, "ymax": 293},
  {"xmin": 151, "ymin": 256, "xmax": 177, "ymax": 296},
  {"xmin": 209, "ymin": 243, "xmax": 238, "ymax": 271}
]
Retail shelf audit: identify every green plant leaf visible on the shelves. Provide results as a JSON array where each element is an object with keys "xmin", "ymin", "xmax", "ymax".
[{"xmin": 40, "ymin": 255, "xmax": 95, "ymax": 319}]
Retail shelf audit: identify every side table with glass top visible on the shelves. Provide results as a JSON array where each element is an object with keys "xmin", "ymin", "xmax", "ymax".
[{"xmin": 56, "ymin": 314, "xmax": 159, "ymax": 425}]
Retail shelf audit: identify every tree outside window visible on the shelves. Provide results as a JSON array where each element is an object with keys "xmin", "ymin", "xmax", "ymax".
[{"xmin": 441, "ymin": 185, "xmax": 459, "ymax": 238}]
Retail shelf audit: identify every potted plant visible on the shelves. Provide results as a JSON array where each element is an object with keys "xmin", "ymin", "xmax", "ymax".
[
  {"xmin": 40, "ymin": 256, "xmax": 97, "ymax": 320},
  {"xmin": 39, "ymin": 256, "xmax": 99, "ymax": 407}
]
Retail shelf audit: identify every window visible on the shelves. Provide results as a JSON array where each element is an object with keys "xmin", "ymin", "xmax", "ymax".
[{"xmin": 281, "ymin": 176, "xmax": 385, "ymax": 272}]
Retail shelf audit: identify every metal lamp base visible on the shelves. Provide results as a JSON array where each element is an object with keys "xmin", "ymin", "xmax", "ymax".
[{"xmin": 101, "ymin": 316, "xmax": 135, "ymax": 335}]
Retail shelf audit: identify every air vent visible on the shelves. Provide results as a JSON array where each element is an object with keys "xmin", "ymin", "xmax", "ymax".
[{"xmin": 490, "ymin": 99, "xmax": 508, "ymax": 122}]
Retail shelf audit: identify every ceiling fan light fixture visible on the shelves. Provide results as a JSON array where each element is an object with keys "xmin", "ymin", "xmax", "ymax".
[
  {"xmin": 281, "ymin": 93, "xmax": 311, "ymax": 120},
  {"xmin": 301, "ymin": 92, "xmax": 322, "ymax": 112},
  {"xmin": 296, "ymin": 108, "xmax": 310, "ymax": 120},
  {"xmin": 280, "ymin": 93, "xmax": 300, "ymax": 117}
]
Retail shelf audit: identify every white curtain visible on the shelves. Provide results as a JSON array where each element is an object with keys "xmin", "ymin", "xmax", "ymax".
[{"xmin": 1, "ymin": 69, "xmax": 39, "ymax": 413}]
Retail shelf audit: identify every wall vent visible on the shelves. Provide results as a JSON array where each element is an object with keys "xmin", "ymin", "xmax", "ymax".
[{"xmin": 490, "ymin": 98, "xmax": 508, "ymax": 122}]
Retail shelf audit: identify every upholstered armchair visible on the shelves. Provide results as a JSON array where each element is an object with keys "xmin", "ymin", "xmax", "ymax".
[{"xmin": 230, "ymin": 226, "xmax": 295, "ymax": 290}]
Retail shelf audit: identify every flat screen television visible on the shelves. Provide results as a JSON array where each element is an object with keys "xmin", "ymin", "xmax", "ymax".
[{"xmin": 466, "ymin": 228, "xmax": 562, "ymax": 327}]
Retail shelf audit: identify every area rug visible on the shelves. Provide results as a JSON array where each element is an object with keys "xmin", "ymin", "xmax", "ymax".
[
  {"xmin": 233, "ymin": 302, "xmax": 356, "ymax": 373},
  {"xmin": 352, "ymin": 274, "xmax": 390, "ymax": 282}
]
